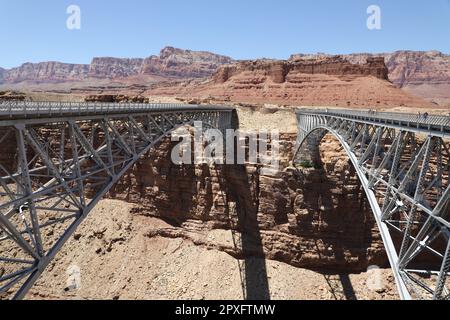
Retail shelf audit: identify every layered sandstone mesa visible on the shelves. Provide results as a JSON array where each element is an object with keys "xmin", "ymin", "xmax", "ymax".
[
  {"xmin": 213, "ymin": 60, "xmax": 291, "ymax": 84},
  {"xmin": 290, "ymin": 50, "xmax": 450, "ymax": 106},
  {"xmin": 88, "ymin": 57, "xmax": 144, "ymax": 79},
  {"xmin": 158, "ymin": 55, "xmax": 431, "ymax": 108},
  {"xmin": 214, "ymin": 56, "xmax": 388, "ymax": 84},
  {"xmin": 140, "ymin": 47, "xmax": 234, "ymax": 78},
  {"xmin": 290, "ymin": 56, "xmax": 388, "ymax": 80},
  {"xmin": 3, "ymin": 62, "xmax": 89, "ymax": 83}
]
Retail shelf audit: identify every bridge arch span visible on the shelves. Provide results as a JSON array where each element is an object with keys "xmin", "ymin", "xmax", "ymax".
[
  {"xmin": 0, "ymin": 102, "xmax": 236, "ymax": 299},
  {"xmin": 294, "ymin": 125, "xmax": 409, "ymax": 299},
  {"xmin": 293, "ymin": 109, "xmax": 450, "ymax": 300}
]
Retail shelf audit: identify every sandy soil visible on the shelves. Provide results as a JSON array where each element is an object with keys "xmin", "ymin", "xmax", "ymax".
[
  {"xmin": 236, "ymin": 106, "xmax": 298, "ymax": 132},
  {"xmin": 25, "ymin": 199, "xmax": 398, "ymax": 301},
  {"xmin": 144, "ymin": 74, "xmax": 437, "ymax": 109}
]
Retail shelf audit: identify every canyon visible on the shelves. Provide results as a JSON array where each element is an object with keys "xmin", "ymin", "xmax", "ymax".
[
  {"xmin": 103, "ymin": 131, "xmax": 387, "ymax": 272},
  {"xmin": 0, "ymin": 107, "xmax": 400, "ymax": 300}
]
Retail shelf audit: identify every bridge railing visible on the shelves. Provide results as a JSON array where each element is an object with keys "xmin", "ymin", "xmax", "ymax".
[
  {"xmin": 297, "ymin": 108, "xmax": 450, "ymax": 132},
  {"xmin": 0, "ymin": 101, "xmax": 234, "ymax": 119}
]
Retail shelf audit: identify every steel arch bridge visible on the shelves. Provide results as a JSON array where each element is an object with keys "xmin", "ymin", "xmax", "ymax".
[
  {"xmin": 294, "ymin": 108, "xmax": 450, "ymax": 300},
  {"xmin": 0, "ymin": 102, "xmax": 236, "ymax": 299}
]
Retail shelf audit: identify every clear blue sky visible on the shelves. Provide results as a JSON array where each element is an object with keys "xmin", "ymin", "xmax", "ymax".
[{"xmin": 1, "ymin": 0, "xmax": 450, "ymax": 68}]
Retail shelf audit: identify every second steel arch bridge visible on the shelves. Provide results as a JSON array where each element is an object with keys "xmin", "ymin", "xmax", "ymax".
[{"xmin": 293, "ymin": 108, "xmax": 450, "ymax": 300}]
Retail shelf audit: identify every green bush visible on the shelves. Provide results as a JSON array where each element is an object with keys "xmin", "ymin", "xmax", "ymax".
[
  {"xmin": 298, "ymin": 160, "xmax": 322, "ymax": 169},
  {"xmin": 299, "ymin": 160, "xmax": 314, "ymax": 168}
]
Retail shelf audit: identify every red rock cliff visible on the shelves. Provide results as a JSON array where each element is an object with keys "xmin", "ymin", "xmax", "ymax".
[
  {"xmin": 0, "ymin": 47, "xmax": 234, "ymax": 84},
  {"xmin": 290, "ymin": 50, "xmax": 450, "ymax": 105},
  {"xmin": 213, "ymin": 56, "xmax": 388, "ymax": 84},
  {"xmin": 106, "ymin": 133, "xmax": 387, "ymax": 272},
  {"xmin": 3, "ymin": 62, "xmax": 89, "ymax": 83}
]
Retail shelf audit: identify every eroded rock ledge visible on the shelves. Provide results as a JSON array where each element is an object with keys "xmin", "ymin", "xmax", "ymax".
[
  {"xmin": 107, "ymin": 133, "xmax": 387, "ymax": 272},
  {"xmin": 213, "ymin": 56, "xmax": 388, "ymax": 84}
]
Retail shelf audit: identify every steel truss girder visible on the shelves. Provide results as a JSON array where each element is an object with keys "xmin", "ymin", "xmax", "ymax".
[
  {"xmin": 294, "ymin": 111, "xmax": 450, "ymax": 300},
  {"xmin": 0, "ymin": 107, "xmax": 234, "ymax": 299}
]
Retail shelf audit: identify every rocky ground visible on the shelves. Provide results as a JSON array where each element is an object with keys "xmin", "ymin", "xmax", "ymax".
[{"xmin": 26, "ymin": 199, "xmax": 398, "ymax": 301}]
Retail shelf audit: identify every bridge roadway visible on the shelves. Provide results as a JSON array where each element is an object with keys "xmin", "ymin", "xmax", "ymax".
[
  {"xmin": 0, "ymin": 101, "xmax": 235, "ymax": 122},
  {"xmin": 297, "ymin": 108, "xmax": 450, "ymax": 137}
]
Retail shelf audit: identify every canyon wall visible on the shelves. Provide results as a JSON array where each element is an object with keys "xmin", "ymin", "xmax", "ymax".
[
  {"xmin": 0, "ymin": 47, "xmax": 233, "ymax": 84},
  {"xmin": 88, "ymin": 58, "xmax": 144, "ymax": 79},
  {"xmin": 140, "ymin": 47, "xmax": 234, "ymax": 78},
  {"xmin": 2, "ymin": 62, "xmax": 90, "ymax": 83},
  {"xmin": 290, "ymin": 50, "xmax": 450, "ymax": 105},
  {"xmin": 150, "ymin": 56, "xmax": 431, "ymax": 108},
  {"xmin": 106, "ymin": 133, "xmax": 387, "ymax": 272},
  {"xmin": 213, "ymin": 56, "xmax": 388, "ymax": 84}
]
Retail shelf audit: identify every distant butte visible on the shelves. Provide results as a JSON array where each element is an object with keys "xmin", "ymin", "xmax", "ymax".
[
  {"xmin": 144, "ymin": 56, "xmax": 433, "ymax": 109},
  {"xmin": 0, "ymin": 47, "xmax": 449, "ymax": 108}
]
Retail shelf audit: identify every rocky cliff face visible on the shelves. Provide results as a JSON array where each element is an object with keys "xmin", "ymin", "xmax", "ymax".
[
  {"xmin": 384, "ymin": 51, "xmax": 450, "ymax": 105},
  {"xmin": 0, "ymin": 47, "xmax": 233, "ymax": 85},
  {"xmin": 105, "ymin": 132, "xmax": 387, "ymax": 272},
  {"xmin": 214, "ymin": 56, "xmax": 388, "ymax": 84},
  {"xmin": 3, "ymin": 62, "xmax": 89, "ymax": 83},
  {"xmin": 290, "ymin": 51, "xmax": 450, "ymax": 105},
  {"xmin": 141, "ymin": 47, "xmax": 234, "ymax": 78},
  {"xmin": 2, "ymin": 48, "xmax": 448, "ymax": 106},
  {"xmin": 343, "ymin": 51, "xmax": 450, "ymax": 89},
  {"xmin": 88, "ymin": 57, "xmax": 144, "ymax": 79},
  {"xmin": 387, "ymin": 51, "xmax": 450, "ymax": 84},
  {"xmin": 149, "ymin": 55, "xmax": 431, "ymax": 108}
]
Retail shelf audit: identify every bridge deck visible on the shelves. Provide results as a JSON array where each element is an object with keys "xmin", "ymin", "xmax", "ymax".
[
  {"xmin": 297, "ymin": 108, "xmax": 450, "ymax": 137},
  {"xmin": 0, "ymin": 102, "xmax": 235, "ymax": 124}
]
